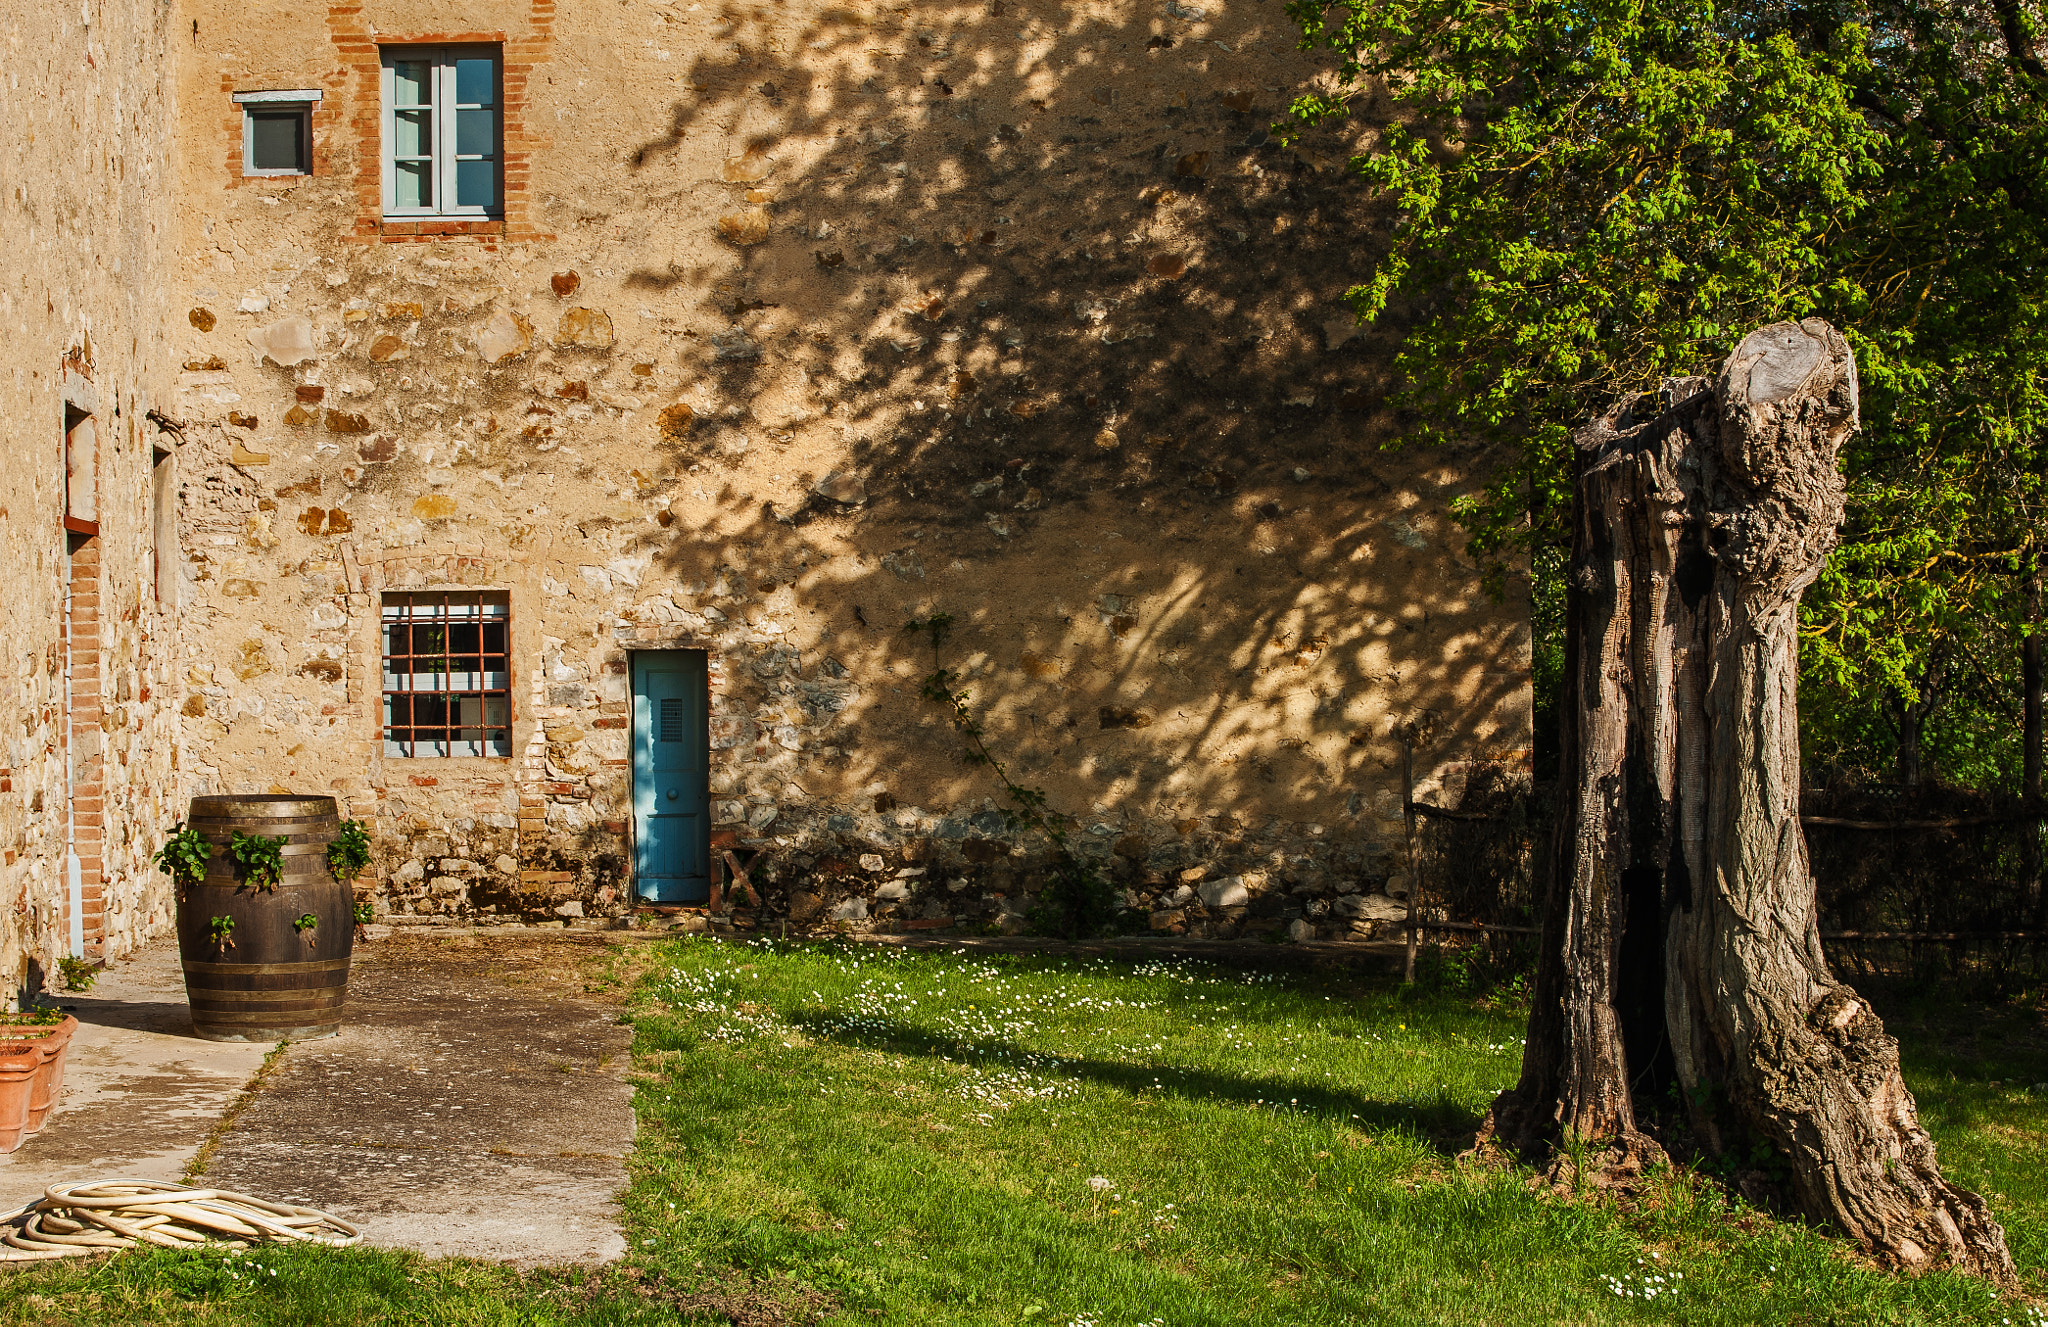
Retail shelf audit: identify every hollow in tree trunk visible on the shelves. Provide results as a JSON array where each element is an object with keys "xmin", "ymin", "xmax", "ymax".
[
  {"xmin": 1477, "ymin": 320, "xmax": 2014, "ymax": 1279},
  {"xmin": 2022, "ymin": 556, "xmax": 2040, "ymax": 808}
]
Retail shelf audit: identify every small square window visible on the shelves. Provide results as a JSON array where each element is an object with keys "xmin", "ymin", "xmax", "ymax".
[{"xmin": 233, "ymin": 90, "xmax": 320, "ymax": 177}]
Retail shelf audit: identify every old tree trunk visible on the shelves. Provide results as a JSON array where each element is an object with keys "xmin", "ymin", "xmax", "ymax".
[{"xmin": 1478, "ymin": 321, "xmax": 2015, "ymax": 1278}]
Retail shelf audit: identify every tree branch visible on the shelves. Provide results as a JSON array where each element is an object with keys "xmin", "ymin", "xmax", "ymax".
[{"xmin": 1991, "ymin": 0, "xmax": 2048, "ymax": 82}]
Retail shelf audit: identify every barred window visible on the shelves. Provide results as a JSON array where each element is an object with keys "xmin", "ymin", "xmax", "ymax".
[{"xmin": 381, "ymin": 591, "xmax": 511, "ymax": 758}]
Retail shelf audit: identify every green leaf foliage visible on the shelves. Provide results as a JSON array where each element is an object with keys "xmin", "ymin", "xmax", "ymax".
[
  {"xmin": 327, "ymin": 817, "xmax": 373, "ymax": 885},
  {"xmin": 228, "ymin": 830, "xmax": 288, "ymax": 894},
  {"xmin": 153, "ymin": 822, "xmax": 211, "ymax": 892},
  {"xmin": 1288, "ymin": 0, "xmax": 2048, "ymax": 787}
]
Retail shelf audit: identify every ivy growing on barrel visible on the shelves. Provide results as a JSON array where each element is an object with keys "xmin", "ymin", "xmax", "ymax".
[
  {"xmin": 327, "ymin": 818, "xmax": 372, "ymax": 886},
  {"xmin": 152, "ymin": 822, "xmax": 211, "ymax": 894},
  {"xmin": 228, "ymin": 830, "xmax": 288, "ymax": 894}
]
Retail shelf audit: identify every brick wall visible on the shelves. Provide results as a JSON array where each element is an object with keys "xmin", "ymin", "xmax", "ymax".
[{"xmin": 65, "ymin": 533, "xmax": 107, "ymax": 956}]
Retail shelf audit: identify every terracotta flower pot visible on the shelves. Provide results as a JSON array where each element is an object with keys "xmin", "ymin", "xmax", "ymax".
[
  {"xmin": 20, "ymin": 1016, "xmax": 77, "ymax": 1132},
  {"xmin": 0, "ymin": 1043, "xmax": 37, "ymax": 1154},
  {"xmin": 0, "ymin": 1016, "xmax": 76, "ymax": 1147}
]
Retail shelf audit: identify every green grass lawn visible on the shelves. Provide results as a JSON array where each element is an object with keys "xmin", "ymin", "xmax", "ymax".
[{"xmin": 4, "ymin": 937, "xmax": 2045, "ymax": 1325}]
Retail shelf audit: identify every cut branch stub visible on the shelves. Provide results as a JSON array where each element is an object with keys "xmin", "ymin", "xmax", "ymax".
[{"xmin": 1478, "ymin": 320, "xmax": 2014, "ymax": 1281}]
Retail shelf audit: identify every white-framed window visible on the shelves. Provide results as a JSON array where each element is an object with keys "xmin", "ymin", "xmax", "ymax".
[
  {"xmin": 380, "ymin": 46, "xmax": 502, "ymax": 219},
  {"xmin": 233, "ymin": 89, "xmax": 320, "ymax": 177}
]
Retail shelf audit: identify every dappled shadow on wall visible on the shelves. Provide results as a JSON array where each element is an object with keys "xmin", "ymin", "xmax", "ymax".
[{"xmin": 564, "ymin": 3, "xmax": 1526, "ymax": 821}]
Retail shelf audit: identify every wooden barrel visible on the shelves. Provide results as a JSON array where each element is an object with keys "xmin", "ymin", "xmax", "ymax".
[{"xmin": 175, "ymin": 795, "xmax": 355, "ymax": 1042}]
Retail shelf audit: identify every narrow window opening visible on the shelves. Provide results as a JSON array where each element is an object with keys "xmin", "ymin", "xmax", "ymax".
[
  {"xmin": 63, "ymin": 405, "xmax": 97, "ymax": 532},
  {"xmin": 151, "ymin": 445, "xmax": 175, "ymax": 604}
]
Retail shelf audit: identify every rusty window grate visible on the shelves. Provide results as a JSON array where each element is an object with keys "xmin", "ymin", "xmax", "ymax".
[{"xmin": 381, "ymin": 591, "xmax": 511, "ymax": 758}]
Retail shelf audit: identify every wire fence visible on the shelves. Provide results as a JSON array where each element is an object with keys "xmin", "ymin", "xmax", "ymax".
[
  {"xmin": 1408, "ymin": 766, "xmax": 1549, "ymax": 979},
  {"xmin": 1803, "ymin": 783, "xmax": 2046, "ymax": 994},
  {"xmin": 1402, "ymin": 775, "xmax": 2048, "ymax": 994}
]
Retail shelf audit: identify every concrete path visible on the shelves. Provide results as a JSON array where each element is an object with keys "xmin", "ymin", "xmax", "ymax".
[
  {"xmin": 4, "ymin": 931, "xmax": 638, "ymax": 1266},
  {"xmin": 0, "ymin": 943, "xmax": 272, "ymax": 1209}
]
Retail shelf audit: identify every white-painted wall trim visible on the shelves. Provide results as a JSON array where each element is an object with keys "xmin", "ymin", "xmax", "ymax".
[{"xmin": 232, "ymin": 89, "xmax": 323, "ymax": 104}]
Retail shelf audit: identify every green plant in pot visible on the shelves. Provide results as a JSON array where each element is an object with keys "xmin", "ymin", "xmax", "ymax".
[
  {"xmin": 175, "ymin": 795, "xmax": 358, "ymax": 1044},
  {"xmin": 327, "ymin": 819, "xmax": 372, "ymax": 885},
  {"xmin": 330, "ymin": 819, "xmax": 375, "ymax": 939},
  {"xmin": 0, "ymin": 1003, "xmax": 79, "ymax": 1153}
]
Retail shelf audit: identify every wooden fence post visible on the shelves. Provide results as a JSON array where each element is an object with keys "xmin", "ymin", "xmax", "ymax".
[{"xmin": 1401, "ymin": 736, "xmax": 1420, "ymax": 984}]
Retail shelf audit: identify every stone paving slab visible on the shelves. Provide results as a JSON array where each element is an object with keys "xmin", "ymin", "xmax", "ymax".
[
  {"xmin": 4, "ymin": 931, "xmax": 638, "ymax": 1267},
  {"xmin": 196, "ymin": 932, "xmax": 636, "ymax": 1266},
  {"xmin": 0, "ymin": 943, "xmax": 273, "ymax": 1212}
]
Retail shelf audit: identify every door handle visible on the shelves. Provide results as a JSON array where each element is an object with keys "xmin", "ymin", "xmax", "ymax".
[{"xmin": 666, "ymin": 788, "xmax": 679, "ymax": 801}]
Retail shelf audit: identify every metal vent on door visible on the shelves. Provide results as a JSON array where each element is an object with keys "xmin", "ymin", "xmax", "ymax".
[{"xmin": 658, "ymin": 697, "xmax": 686, "ymax": 742}]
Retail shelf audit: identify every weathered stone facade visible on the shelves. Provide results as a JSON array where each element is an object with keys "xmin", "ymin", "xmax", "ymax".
[
  {"xmin": 9, "ymin": 0, "xmax": 1533, "ymax": 999},
  {"xmin": 166, "ymin": 0, "xmax": 1530, "ymax": 938},
  {"xmin": 2, "ymin": 0, "xmax": 186, "ymax": 1003}
]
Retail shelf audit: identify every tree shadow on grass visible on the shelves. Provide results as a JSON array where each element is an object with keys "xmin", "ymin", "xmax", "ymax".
[{"xmin": 787, "ymin": 1009, "xmax": 1483, "ymax": 1155}]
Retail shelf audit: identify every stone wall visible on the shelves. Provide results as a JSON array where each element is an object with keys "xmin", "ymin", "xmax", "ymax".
[
  {"xmin": 170, "ymin": 0, "xmax": 1533, "ymax": 937},
  {"xmin": 0, "ymin": 0, "xmax": 185, "ymax": 1003}
]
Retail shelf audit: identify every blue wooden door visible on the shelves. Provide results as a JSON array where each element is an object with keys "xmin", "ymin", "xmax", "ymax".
[{"xmin": 630, "ymin": 651, "xmax": 710, "ymax": 903}]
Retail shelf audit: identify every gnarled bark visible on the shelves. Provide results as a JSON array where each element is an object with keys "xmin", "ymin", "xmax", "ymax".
[{"xmin": 1478, "ymin": 320, "xmax": 2014, "ymax": 1280}]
